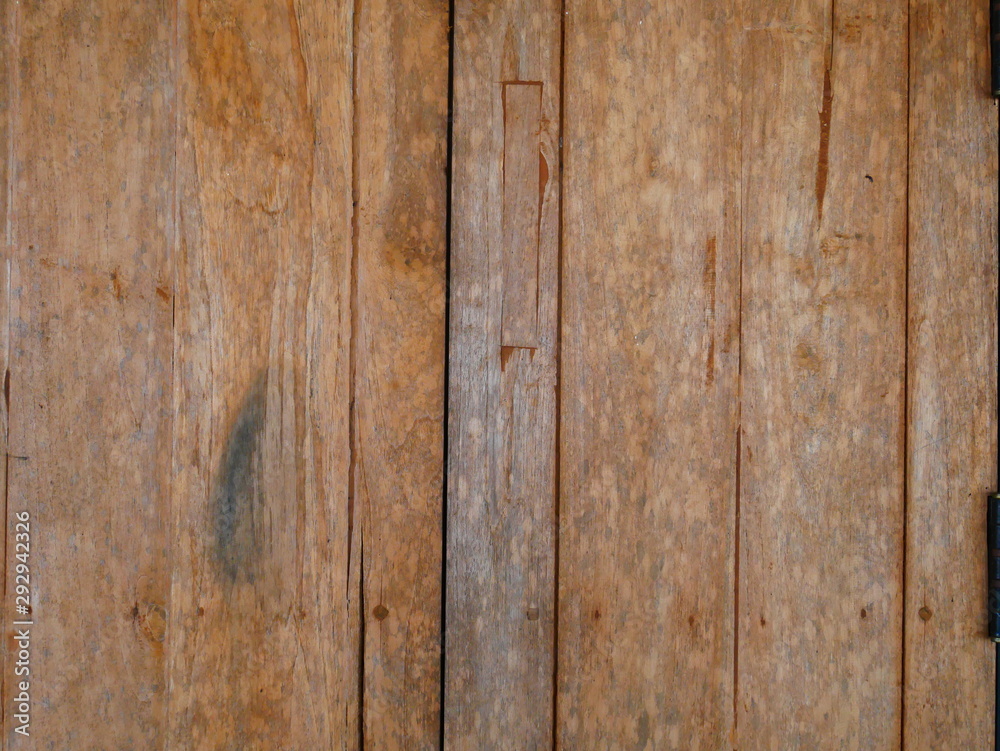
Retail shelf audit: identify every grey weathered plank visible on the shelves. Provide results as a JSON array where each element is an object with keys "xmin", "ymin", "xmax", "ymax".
[{"xmin": 446, "ymin": 0, "xmax": 562, "ymax": 745}]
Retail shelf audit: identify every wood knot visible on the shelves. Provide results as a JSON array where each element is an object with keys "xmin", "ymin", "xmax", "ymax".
[{"xmin": 132, "ymin": 601, "xmax": 167, "ymax": 644}]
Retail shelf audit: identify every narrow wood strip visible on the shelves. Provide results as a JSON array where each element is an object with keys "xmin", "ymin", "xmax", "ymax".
[
  {"xmin": 446, "ymin": 0, "xmax": 561, "ymax": 745},
  {"xmin": 501, "ymin": 82, "xmax": 542, "ymax": 349},
  {"xmin": 557, "ymin": 1, "xmax": 741, "ymax": 746},
  {"xmin": 904, "ymin": 0, "xmax": 998, "ymax": 745},
  {"xmin": 168, "ymin": 0, "xmax": 358, "ymax": 746},
  {"xmin": 354, "ymin": 0, "xmax": 449, "ymax": 745},
  {"xmin": 4, "ymin": 0, "xmax": 174, "ymax": 744},
  {"xmin": 1, "ymin": 0, "xmax": 14, "ymax": 740},
  {"xmin": 738, "ymin": 1, "xmax": 908, "ymax": 745}
]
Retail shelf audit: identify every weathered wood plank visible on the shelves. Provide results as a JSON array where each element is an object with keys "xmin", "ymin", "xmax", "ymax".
[
  {"xmin": 4, "ymin": 0, "xmax": 175, "ymax": 745},
  {"xmin": 904, "ymin": 0, "xmax": 998, "ymax": 746},
  {"xmin": 446, "ymin": 0, "xmax": 561, "ymax": 745},
  {"xmin": 1, "ymin": 0, "xmax": 13, "ymax": 740},
  {"xmin": 557, "ymin": 1, "xmax": 742, "ymax": 747},
  {"xmin": 354, "ymin": 0, "xmax": 449, "ymax": 745},
  {"xmin": 738, "ymin": 1, "xmax": 908, "ymax": 746},
  {"xmin": 167, "ymin": 0, "xmax": 358, "ymax": 746}
]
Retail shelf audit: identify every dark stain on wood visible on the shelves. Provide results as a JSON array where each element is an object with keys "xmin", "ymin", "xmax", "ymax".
[
  {"xmin": 110, "ymin": 269, "xmax": 125, "ymax": 302},
  {"xmin": 501, "ymin": 345, "xmax": 516, "ymax": 371},
  {"xmin": 816, "ymin": 66, "xmax": 834, "ymax": 223},
  {"xmin": 212, "ymin": 371, "xmax": 268, "ymax": 583},
  {"xmin": 500, "ymin": 345, "xmax": 536, "ymax": 372},
  {"xmin": 703, "ymin": 235, "xmax": 717, "ymax": 386},
  {"xmin": 539, "ymin": 150, "xmax": 549, "ymax": 221}
]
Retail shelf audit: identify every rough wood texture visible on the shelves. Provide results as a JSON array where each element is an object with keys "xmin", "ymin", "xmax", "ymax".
[
  {"xmin": 0, "ymin": 4, "xmax": 10, "ymax": 733},
  {"xmin": 0, "ymin": 2, "xmax": 8, "ymax": 729},
  {"xmin": 904, "ymin": 0, "xmax": 998, "ymax": 746},
  {"xmin": 5, "ymin": 0, "xmax": 175, "ymax": 746},
  {"xmin": 3, "ymin": 2, "xmax": 999, "ymax": 747},
  {"xmin": 557, "ymin": 1, "xmax": 741, "ymax": 747},
  {"xmin": 738, "ymin": 1, "xmax": 908, "ymax": 746},
  {"xmin": 354, "ymin": 0, "xmax": 449, "ymax": 745},
  {"xmin": 446, "ymin": 0, "xmax": 561, "ymax": 745},
  {"xmin": 501, "ymin": 82, "xmax": 543, "ymax": 349},
  {"xmin": 0, "ymin": 0, "xmax": 452, "ymax": 746},
  {"xmin": 168, "ymin": 0, "xmax": 358, "ymax": 746}
]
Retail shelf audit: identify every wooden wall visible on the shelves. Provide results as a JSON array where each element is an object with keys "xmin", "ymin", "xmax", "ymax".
[{"xmin": 0, "ymin": 0, "xmax": 995, "ymax": 748}]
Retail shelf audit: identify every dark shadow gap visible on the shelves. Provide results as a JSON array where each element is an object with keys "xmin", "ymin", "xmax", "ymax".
[
  {"xmin": 350, "ymin": 0, "xmax": 364, "ymax": 744},
  {"xmin": 732, "ymin": 23, "xmax": 747, "ymax": 748},
  {"xmin": 900, "ymin": 0, "xmax": 911, "ymax": 746},
  {"xmin": 994, "ymin": 92, "xmax": 1000, "ymax": 751},
  {"xmin": 439, "ymin": 0, "xmax": 456, "ymax": 746},
  {"xmin": 551, "ymin": 0, "xmax": 567, "ymax": 748}
]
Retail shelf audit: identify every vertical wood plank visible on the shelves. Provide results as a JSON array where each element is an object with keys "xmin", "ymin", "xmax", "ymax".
[
  {"xmin": 446, "ymin": 0, "xmax": 561, "ymax": 745},
  {"xmin": 354, "ymin": 0, "xmax": 449, "ymax": 745},
  {"xmin": 4, "ymin": 0, "xmax": 174, "ymax": 745},
  {"xmin": 557, "ymin": 1, "xmax": 742, "ymax": 747},
  {"xmin": 1, "ymin": 0, "xmax": 12, "ymax": 739},
  {"xmin": 168, "ymin": 0, "xmax": 358, "ymax": 746},
  {"xmin": 738, "ymin": 1, "xmax": 908, "ymax": 746},
  {"xmin": 905, "ymin": 0, "xmax": 998, "ymax": 745}
]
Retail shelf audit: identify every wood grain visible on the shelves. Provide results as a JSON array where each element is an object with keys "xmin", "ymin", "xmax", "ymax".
[
  {"xmin": 4, "ymin": 0, "xmax": 175, "ymax": 746},
  {"xmin": 446, "ymin": 0, "xmax": 561, "ymax": 745},
  {"xmin": 0, "ymin": 4, "xmax": 8, "ymax": 734},
  {"xmin": 738, "ymin": 1, "xmax": 908, "ymax": 746},
  {"xmin": 904, "ymin": 0, "xmax": 998, "ymax": 746},
  {"xmin": 557, "ymin": 1, "xmax": 742, "ymax": 747},
  {"xmin": 501, "ymin": 82, "xmax": 543, "ymax": 349},
  {"xmin": 354, "ymin": 0, "xmax": 449, "ymax": 745},
  {"xmin": 168, "ymin": 0, "xmax": 358, "ymax": 747},
  {"xmin": 0, "ymin": 5, "xmax": 10, "ymax": 737},
  {"xmin": 1, "ymin": 3, "xmax": 997, "ymax": 746}
]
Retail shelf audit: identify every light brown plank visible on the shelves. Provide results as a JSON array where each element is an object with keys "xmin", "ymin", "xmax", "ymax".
[
  {"xmin": 904, "ymin": 0, "xmax": 998, "ymax": 745},
  {"xmin": 738, "ymin": 1, "xmax": 908, "ymax": 746},
  {"xmin": 4, "ymin": 0, "xmax": 174, "ymax": 745},
  {"xmin": 446, "ymin": 0, "xmax": 561, "ymax": 745},
  {"xmin": 557, "ymin": 1, "xmax": 742, "ymax": 746},
  {"xmin": 354, "ymin": 0, "xmax": 449, "ymax": 745},
  {"xmin": 167, "ymin": 0, "xmax": 358, "ymax": 746}
]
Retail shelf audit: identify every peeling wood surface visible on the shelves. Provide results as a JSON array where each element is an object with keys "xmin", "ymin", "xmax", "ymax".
[
  {"xmin": 1, "ymin": 0, "xmax": 998, "ymax": 748},
  {"xmin": 904, "ymin": 0, "xmax": 999, "ymax": 746}
]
